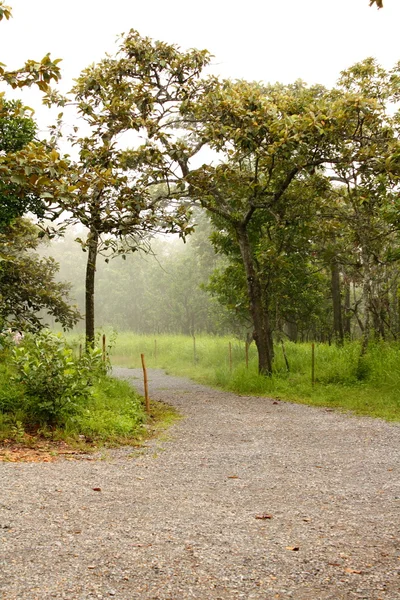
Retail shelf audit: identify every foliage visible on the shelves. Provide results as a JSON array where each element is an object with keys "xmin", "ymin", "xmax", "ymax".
[
  {"xmin": 110, "ymin": 333, "xmax": 400, "ymax": 422},
  {"xmin": 0, "ymin": 2, "xmax": 11, "ymax": 21},
  {"xmin": 0, "ymin": 98, "xmax": 47, "ymax": 230},
  {"xmin": 0, "ymin": 3, "xmax": 69, "ymax": 233},
  {"xmin": 0, "ymin": 98, "xmax": 36, "ymax": 153},
  {"xmin": 67, "ymin": 377, "xmax": 146, "ymax": 442},
  {"xmin": 176, "ymin": 80, "xmax": 341, "ymax": 372},
  {"xmin": 0, "ymin": 2, "xmax": 61, "ymax": 91},
  {"xmin": 324, "ymin": 59, "xmax": 400, "ymax": 353},
  {"xmin": 9, "ymin": 330, "xmax": 102, "ymax": 426},
  {"xmin": 0, "ymin": 219, "xmax": 81, "ymax": 331},
  {"xmin": 168, "ymin": 60, "xmax": 400, "ymax": 372},
  {"xmin": 1, "ymin": 13, "xmax": 398, "ymax": 378},
  {"xmin": 0, "ymin": 329, "xmax": 157, "ymax": 448},
  {"xmin": 40, "ymin": 30, "xmax": 212, "ymax": 345}
]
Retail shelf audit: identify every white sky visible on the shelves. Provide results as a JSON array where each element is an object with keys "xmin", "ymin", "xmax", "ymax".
[{"xmin": 0, "ymin": 0, "xmax": 399, "ymax": 129}]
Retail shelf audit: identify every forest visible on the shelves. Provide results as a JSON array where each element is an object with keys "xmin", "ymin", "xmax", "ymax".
[{"xmin": 0, "ymin": 0, "xmax": 399, "ymax": 447}]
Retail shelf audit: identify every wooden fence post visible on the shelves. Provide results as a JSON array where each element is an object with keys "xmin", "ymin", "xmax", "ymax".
[
  {"xmin": 102, "ymin": 334, "xmax": 106, "ymax": 363},
  {"xmin": 79, "ymin": 343, "xmax": 82, "ymax": 359},
  {"xmin": 281, "ymin": 340, "xmax": 290, "ymax": 372},
  {"xmin": 141, "ymin": 353, "xmax": 150, "ymax": 414}
]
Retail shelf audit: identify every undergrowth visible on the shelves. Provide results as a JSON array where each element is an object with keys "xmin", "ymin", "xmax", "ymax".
[
  {"xmin": 0, "ymin": 330, "xmax": 179, "ymax": 452},
  {"xmin": 109, "ymin": 333, "xmax": 400, "ymax": 422}
]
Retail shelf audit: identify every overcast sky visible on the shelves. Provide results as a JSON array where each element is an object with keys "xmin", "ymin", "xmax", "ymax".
[{"xmin": 0, "ymin": 0, "xmax": 399, "ymax": 127}]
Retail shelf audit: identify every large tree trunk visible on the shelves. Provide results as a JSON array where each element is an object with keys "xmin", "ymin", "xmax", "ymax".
[
  {"xmin": 85, "ymin": 228, "xmax": 99, "ymax": 349},
  {"xmin": 236, "ymin": 226, "xmax": 273, "ymax": 375},
  {"xmin": 331, "ymin": 259, "xmax": 344, "ymax": 345}
]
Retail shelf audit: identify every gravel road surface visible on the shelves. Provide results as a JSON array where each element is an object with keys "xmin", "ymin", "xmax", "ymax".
[{"xmin": 1, "ymin": 367, "xmax": 399, "ymax": 599}]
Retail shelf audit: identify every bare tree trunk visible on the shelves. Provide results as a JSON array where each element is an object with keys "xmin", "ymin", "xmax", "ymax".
[
  {"xmin": 331, "ymin": 259, "xmax": 344, "ymax": 345},
  {"xmin": 286, "ymin": 321, "xmax": 298, "ymax": 342},
  {"xmin": 343, "ymin": 277, "xmax": 351, "ymax": 339},
  {"xmin": 236, "ymin": 226, "xmax": 273, "ymax": 375},
  {"xmin": 85, "ymin": 228, "xmax": 99, "ymax": 349},
  {"xmin": 360, "ymin": 251, "xmax": 372, "ymax": 357}
]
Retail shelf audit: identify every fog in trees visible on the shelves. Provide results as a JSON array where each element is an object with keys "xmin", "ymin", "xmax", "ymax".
[{"xmin": 39, "ymin": 212, "xmax": 237, "ymax": 336}]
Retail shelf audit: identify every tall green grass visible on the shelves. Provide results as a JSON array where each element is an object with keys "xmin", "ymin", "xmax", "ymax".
[{"xmin": 110, "ymin": 333, "xmax": 400, "ymax": 422}]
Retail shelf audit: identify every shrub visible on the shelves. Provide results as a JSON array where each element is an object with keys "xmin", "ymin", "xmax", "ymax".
[{"xmin": 10, "ymin": 330, "xmax": 103, "ymax": 427}]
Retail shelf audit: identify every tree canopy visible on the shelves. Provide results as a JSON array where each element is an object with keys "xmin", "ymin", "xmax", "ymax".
[
  {"xmin": 42, "ymin": 30, "xmax": 212, "ymax": 345},
  {"xmin": 0, "ymin": 219, "xmax": 81, "ymax": 331}
]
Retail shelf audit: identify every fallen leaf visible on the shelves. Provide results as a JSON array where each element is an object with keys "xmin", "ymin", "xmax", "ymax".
[
  {"xmin": 345, "ymin": 568, "xmax": 362, "ymax": 574},
  {"xmin": 272, "ymin": 401, "xmax": 279, "ymax": 405},
  {"xmin": 227, "ymin": 475, "xmax": 239, "ymax": 479},
  {"xmin": 92, "ymin": 487, "xmax": 102, "ymax": 492},
  {"xmin": 255, "ymin": 513, "xmax": 273, "ymax": 520},
  {"xmin": 286, "ymin": 546, "xmax": 300, "ymax": 551}
]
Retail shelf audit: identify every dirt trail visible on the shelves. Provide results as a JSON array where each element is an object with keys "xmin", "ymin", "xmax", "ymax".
[{"xmin": 0, "ymin": 367, "xmax": 399, "ymax": 599}]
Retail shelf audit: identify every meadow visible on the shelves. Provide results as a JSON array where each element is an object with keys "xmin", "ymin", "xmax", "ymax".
[{"xmin": 109, "ymin": 333, "xmax": 400, "ymax": 422}]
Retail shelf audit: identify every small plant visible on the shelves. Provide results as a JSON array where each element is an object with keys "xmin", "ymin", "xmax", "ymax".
[
  {"xmin": 11, "ymin": 330, "xmax": 101, "ymax": 427},
  {"xmin": 10, "ymin": 420, "xmax": 25, "ymax": 443}
]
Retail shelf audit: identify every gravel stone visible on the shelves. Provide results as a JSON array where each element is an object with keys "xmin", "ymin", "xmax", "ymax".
[{"xmin": 0, "ymin": 367, "xmax": 399, "ymax": 599}]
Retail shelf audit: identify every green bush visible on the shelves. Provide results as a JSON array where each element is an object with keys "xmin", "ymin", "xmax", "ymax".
[
  {"xmin": 10, "ymin": 330, "xmax": 103, "ymax": 427},
  {"xmin": 69, "ymin": 377, "xmax": 146, "ymax": 441}
]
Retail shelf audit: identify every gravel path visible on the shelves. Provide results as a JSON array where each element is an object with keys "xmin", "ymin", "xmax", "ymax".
[{"xmin": 1, "ymin": 367, "xmax": 399, "ymax": 600}]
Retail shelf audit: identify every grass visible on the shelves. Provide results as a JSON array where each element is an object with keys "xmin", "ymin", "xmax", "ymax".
[
  {"xmin": 110, "ymin": 333, "xmax": 400, "ymax": 422},
  {"xmin": 0, "ymin": 339, "xmax": 180, "ymax": 459}
]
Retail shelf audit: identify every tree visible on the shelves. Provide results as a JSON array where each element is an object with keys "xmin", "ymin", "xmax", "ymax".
[
  {"xmin": 0, "ymin": 6, "xmax": 84, "ymax": 332},
  {"xmin": 325, "ymin": 59, "xmax": 400, "ymax": 353},
  {"xmin": 173, "ymin": 80, "xmax": 356, "ymax": 373},
  {"xmin": 0, "ymin": 0, "xmax": 72, "ymax": 235},
  {"xmin": 43, "ymin": 30, "xmax": 211, "ymax": 346},
  {"xmin": 166, "ymin": 61, "xmax": 400, "ymax": 372},
  {"xmin": 0, "ymin": 98, "xmax": 48, "ymax": 230},
  {"xmin": 0, "ymin": 219, "xmax": 81, "ymax": 331}
]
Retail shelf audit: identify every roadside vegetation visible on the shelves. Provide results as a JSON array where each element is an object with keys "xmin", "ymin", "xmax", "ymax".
[
  {"xmin": 0, "ymin": 3, "xmax": 399, "ymax": 452},
  {"xmin": 110, "ymin": 333, "xmax": 400, "ymax": 422},
  {"xmin": 0, "ymin": 330, "xmax": 177, "ymax": 458}
]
